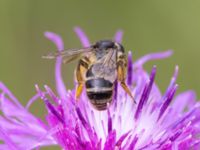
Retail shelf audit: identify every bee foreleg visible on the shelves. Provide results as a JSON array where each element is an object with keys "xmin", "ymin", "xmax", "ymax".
[
  {"xmin": 117, "ymin": 59, "xmax": 136, "ymax": 104},
  {"xmin": 75, "ymin": 58, "xmax": 89, "ymax": 101}
]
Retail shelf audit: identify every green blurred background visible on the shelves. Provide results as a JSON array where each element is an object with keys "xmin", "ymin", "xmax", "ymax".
[{"xmin": 0, "ymin": 0, "xmax": 200, "ymax": 149}]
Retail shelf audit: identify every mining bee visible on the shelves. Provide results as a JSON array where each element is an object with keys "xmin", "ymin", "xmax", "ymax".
[{"xmin": 43, "ymin": 40, "xmax": 135, "ymax": 110}]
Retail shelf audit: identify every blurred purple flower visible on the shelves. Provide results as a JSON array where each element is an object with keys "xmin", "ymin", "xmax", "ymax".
[{"xmin": 0, "ymin": 27, "xmax": 200, "ymax": 150}]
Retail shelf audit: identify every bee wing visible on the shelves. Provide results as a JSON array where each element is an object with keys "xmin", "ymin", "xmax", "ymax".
[
  {"xmin": 42, "ymin": 47, "xmax": 94, "ymax": 64},
  {"xmin": 94, "ymin": 49, "xmax": 117, "ymax": 78},
  {"xmin": 102, "ymin": 48, "xmax": 116, "ymax": 67}
]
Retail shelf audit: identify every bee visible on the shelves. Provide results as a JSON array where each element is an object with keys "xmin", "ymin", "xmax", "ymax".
[{"xmin": 43, "ymin": 40, "xmax": 135, "ymax": 110}]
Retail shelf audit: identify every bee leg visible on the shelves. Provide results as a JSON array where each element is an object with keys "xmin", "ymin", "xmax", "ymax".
[
  {"xmin": 117, "ymin": 59, "xmax": 136, "ymax": 104},
  {"xmin": 75, "ymin": 58, "xmax": 89, "ymax": 101},
  {"xmin": 75, "ymin": 83, "xmax": 84, "ymax": 101}
]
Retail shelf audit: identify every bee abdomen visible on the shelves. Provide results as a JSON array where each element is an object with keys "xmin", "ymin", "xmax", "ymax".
[
  {"xmin": 86, "ymin": 78, "xmax": 113, "ymax": 110},
  {"xmin": 86, "ymin": 78, "xmax": 112, "ymax": 88},
  {"xmin": 87, "ymin": 91, "xmax": 113, "ymax": 110}
]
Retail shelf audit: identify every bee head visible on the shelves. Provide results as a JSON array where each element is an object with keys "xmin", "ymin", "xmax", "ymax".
[
  {"xmin": 93, "ymin": 40, "xmax": 124, "ymax": 52},
  {"xmin": 93, "ymin": 40, "xmax": 115, "ymax": 50}
]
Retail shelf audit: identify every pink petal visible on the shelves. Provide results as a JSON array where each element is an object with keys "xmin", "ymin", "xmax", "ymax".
[
  {"xmin": 74, "ymin": 27, "xmax": 90, "ymax": 47},
  {"xmin": 25, "ymin": 93, "xmax": 41, "ymax": 110},
  {"xmin": 134, "ymin": 50, "xmax": 173, "ymax": 68},
  {"xmin": 0, "ymin": 82, "xmax": 22, "ymax": 108},
  {"xmin": 173, "ymin": 91, "xmax": 196, "ymax": 113},
  {"xmin": 44, "ymin": 32, "xmax": 67, "ymax": 99},
  {"xmin": 114, "ymin": 30, "xmax": 123, "ymax": 43}
]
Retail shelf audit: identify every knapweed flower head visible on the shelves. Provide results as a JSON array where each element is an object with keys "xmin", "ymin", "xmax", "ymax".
[{"xmin": 0, "ymin": 27, "xmax": 200, "ymax": 150}]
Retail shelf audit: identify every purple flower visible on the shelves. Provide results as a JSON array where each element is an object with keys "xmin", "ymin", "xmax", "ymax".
[{"xmin": 0, "ymin": 27, "xmax": 200, "ymax": 150}]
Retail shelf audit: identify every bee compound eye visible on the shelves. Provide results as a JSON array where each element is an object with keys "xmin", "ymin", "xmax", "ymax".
[{"xmin": 95, "ymin": 40, "xmax": 115, "ymax": 50}]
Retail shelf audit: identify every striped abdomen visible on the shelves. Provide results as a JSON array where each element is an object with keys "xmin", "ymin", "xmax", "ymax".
[{"xmin": 85, "ymin": 78, "xmax": 113, "ymax": 110}]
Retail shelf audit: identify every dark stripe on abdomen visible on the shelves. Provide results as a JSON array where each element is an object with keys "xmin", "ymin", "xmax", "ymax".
[
  {"xmin": 87, "ymin": 91, "xmax": 113, "ymax": 110},
  {"xmin": 86, "ymin": 78, "xmax": 113, "ymax": 88},
  {"xmin": 87, "ymin": 90, "xmax": 112, "ymax": 100}
]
